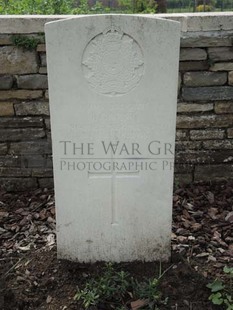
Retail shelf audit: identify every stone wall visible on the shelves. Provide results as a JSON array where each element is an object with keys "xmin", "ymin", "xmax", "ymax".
[{"xmin": 0, "ymin": 13, "xmax": 233, "ymax": 191}]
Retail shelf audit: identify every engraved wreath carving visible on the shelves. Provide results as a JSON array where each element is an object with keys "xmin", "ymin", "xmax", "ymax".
[{"xmin": 82, "ymin": 27, "xmax": 144, "ymax": 96}]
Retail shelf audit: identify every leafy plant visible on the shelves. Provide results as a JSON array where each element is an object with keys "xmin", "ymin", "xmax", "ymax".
[
  {"xmin": 74, "ymin": 263, "xmax": 164, "ymax": 309},
  {"xmin": 12, "ymin": 35, "xmax": 41, "ymax": 50},
  {"xmin": 207, "ymin": 267, "xmax": 233, "ymax": 310}
]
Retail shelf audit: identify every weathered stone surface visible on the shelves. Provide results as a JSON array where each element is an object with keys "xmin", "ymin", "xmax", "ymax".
[
  {"xmin": 46, "ymin": 14, "xmax": 180, "ymax": 262},
  {"xmin": 0, "ymin": 16, "xmax": 62, "ymax": 34},
  {"xmin": 0, "ymin": 15, "xmax": 231, "ymax": 34},
  {"xmin": 195, "ymin": 164, "xmax": 233, "ymax": 181},
  {"xmin": 17, "ymin": 74, "xmax": 48, "ymax": 89},
  {"xmin": 46, "ymin": 156, "xmax": 53, "ymax": 168},
  {"xmin": 14, "ymin": 101, "xmax": 49, "ymax": 116},
  {"xmin": 210, "ymin": 62, "xmax": 233, "ymax": 71},
  {"xmin": 0, "ymin": 143, "xmax": 7, "ymax": 155},
  {"xmin": 176, "ymin": 150, "xmax": 233, "ymax": 164},
  {"xmin": 203, "ymin": 140, "xmax": 233, "ymax": 149},
  {"xmin": 40, "ymin": 53, "xmax": 47, "ymax": 67},
  {"xmin": 0, "ymin": 155, "xmax": 20, "ymax": 167},
  {"xmin": 208, "ymin": 47, "xmax": 233, "ymax": 61},
  {"xmin": 39, "ymin": 67, "xmax": 47, "ymax": 74},
  {"xmin": 37, "ymin": 44, "xmax": 46, "ymax": 52},
  {"xmin": 181, "ymin": 32, "xmax": 233, "ymax": 48},
  {"xmin": 44, "ymin": 118, "xmax": 51, "ymax": 130},
  {"xmin": 0, "ymin": 167, "xmax": 31, "ymax": 177},
  {"xmin": 229, "ymin": 71, "xmax": 233, "ymax": 85},
  {"xmin": 215, "ymin": 102, "xmax": 233, "ymax": 114},
  {"xmin": 176, "ymin": 130, "xmax": 188, "ymax": 141},
  {"xmin": 21, "ymin": 155, "xmax": 51, "ymax": 168},
  {"xmin": 10, "ymin": 141, "xmax": 52, "ymax": 154},
  {"xmin": 177, "ymin": 102, "xmax": 213, "ymax": 113},
  {"xmin": 0, "ymin": 128, "xmax": 45, "ymax": 142},
  {"xmin": 0, "ymin": 90, "xmax": 43, "ymax": 100},
  {"xmin": 176, "ymin": 150, "xmax": 213, "ymax": 164},
  {"xmin": 175, "ymin": 141, "xmax": 202, "ymax": 150},
  {"xmin": 178, "ymin": 73, "xmax": 181, "ymax": 93},
  {"xmin": 46, "ymin": 132, "xmax": 51, "ymax": 142},
  {"xmin": 183, "ymin": 72, "xmax": 227, "ymax": 87},
  {"xmin": 180, "ymin": 48, "xmax": 207, "ymax": 61},
  {"xmin": 0, "ymin": 34, "xmax": 13, "ymax": 45},
  {"xmin": 45, "ymin": 90, "xmax": 49, "ymax": 100},
  {"xmin": 182, "ymin": 86, "xmax": 233, "ymax": 101},
  {"xmin": 38, "ymin": 177, "xmax": 54, "ymax": 188},
  {"xmin": 177, "ymin": 114, "xmax": 233, "ymax": 128},
  {"xmin": 0, "ymin": 102, "xmax": 14, "ymax": 116},
  {"xmin": 227, "ymin": 128, "xmax": 233, "ymax": 138},
  {"xmin": 190, "ymin": 129, "xmax": 225, "ymax": 140},
  {"xmin": 0, "ymin": 75, "xmax": 13, "ymax": 89},
  {"xmin": 180, "ymin": 15, "xmax": 233, "ymax": 32},
  {"xmin": 0, "ymin": 117, "xmax": 43, "ymax": 128},
  {"xmin": 0, "ymin": 178, "xmax": 37, "ymax": 192},
  {"xmin": 179, "ymin": 61, "xmax": 209, "ymax": 71},
  {"xmin": 0, "ymin": 46, "xmax": 38, "ymax": 74},
  {"xmin": 32, "ymin": 168, "xmax": 53, "ymax": 177}
]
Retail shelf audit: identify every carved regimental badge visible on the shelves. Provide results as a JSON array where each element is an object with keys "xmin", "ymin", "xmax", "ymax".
[{"xmin": 82, "ymin": 27, "xmax": 144, "ymax": 96}]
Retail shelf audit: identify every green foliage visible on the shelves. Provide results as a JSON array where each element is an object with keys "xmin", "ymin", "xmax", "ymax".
[
  {"xmin": 74, "ymin": 263, "xmax": 164, "ymax": 309},
  {"xmin": 224, "ymin": 266, "xmax": 233, "ymax": 275},
  {"xmin": 0, "ymin": 0, "xmax": 157, "ymax": 14},
  {"xmin": 72, "ymin": 0, "xmax": 110, "ymax": 14},
  {"xmin": 207, "ymin": 266, "xmax": 233, "ymax": 310},
  {"xmin": 118, "ymin": 0, "xmax": 157, "ymax": 13},
  {"xmin": 0, "ymin": 0, "xmax": 73, "ymax": 14},
  {"xmin": 207, "ymin": 279, "xmax": 225, "ymax": 292},
  {"xmin": 0, "ymin": 0, "xmax": 112, "ymax": 15},
  {"xmin": 133, "ymin": 277, "xmax": 166, "ymax": 309},
  {"xmin": 12, "ymin": 35, "xmax": 41, "ymax": 50}
]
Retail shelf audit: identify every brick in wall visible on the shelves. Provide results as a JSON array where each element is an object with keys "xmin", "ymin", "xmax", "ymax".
[
  {"xmin": 190, "ymin": 129, "xmax": 225, "ymax": 140},
  {"xmin": 195, "ymin": 164, "xmax": 233, "ymax": 181},
  {"xmin": 208, "ymin": 47, "xmax": 233, "ymax": 61},
  {"xmin": 0, "ymin": 128, "xmax": 45, "ymax": 142},
  {"xmin": 210, "ymin": 62, "xmax": 233, "ymax": 71},
  {"xmin": 0, "ymin": 46, "xmax": 38, "ymax": 74},
  {"xmin": 182, "ymin": 86, "xmax": 233, "ymax": 101},
  {"xmin": 0, "ymin": 102, "xmax": 14, "ymax": 116},
  {"xmin": 214, "ymin": 102, "xmax": 233, "ymax": 114},
  {"xmin": 14, "ymin": 101, "xmax": 49, "ymax": 116},
  {"xmin": 0, "ymin": 90, "xmax": 43, "ymax": 100},
  {"xmin": 0, "ymin": 75, "xmax": 13, "ymax": 89},
  {"xmin": 227, "ymin": 128, "xmax": 233, "ymax": 138},
  {"xmin": 17, "ymin": 74, "xmax": 48, "ymax": 89},
  {"xmin": 176, "ymin": 114, "xmax": 233, "ymax": 129},
  {"xmin": 183, "ymin": 72, "xmax": 227, "ymax": 87},
  {"xmin": 177, "ymin": 102, "xmax": 213, "ymax": 113}
]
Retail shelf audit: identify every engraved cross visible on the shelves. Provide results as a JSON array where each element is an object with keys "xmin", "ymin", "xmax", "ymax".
[{"xmin": 88, "ymin": 169, "xmax": 139, "ymax": 225}]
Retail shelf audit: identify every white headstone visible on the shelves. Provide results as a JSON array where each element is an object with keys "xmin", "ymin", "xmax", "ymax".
[{"xmin": 45, "ymin": 15, "xmax": 180, "ymax": 262}]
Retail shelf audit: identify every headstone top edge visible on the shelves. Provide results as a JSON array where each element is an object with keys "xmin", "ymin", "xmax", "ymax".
[{"xmin": 44, "ymin": 14, "xmax": 181, "ymax": 30}]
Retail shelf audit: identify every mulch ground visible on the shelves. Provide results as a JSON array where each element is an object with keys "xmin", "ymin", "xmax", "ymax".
[{"xmin": 0, "ymin": 181, "xmax": 232, "ymax": 310}]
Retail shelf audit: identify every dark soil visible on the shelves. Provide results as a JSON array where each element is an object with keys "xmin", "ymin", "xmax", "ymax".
[{"xmin": 0, "ymin": 181, "xmax": 232, "ymax": 310}]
